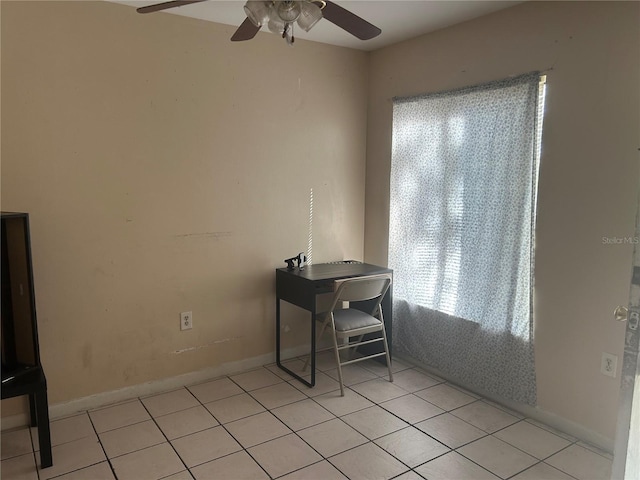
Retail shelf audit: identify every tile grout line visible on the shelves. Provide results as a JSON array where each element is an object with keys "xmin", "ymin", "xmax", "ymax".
[
  {"xmin": 28, "ymin": 414, "xmax": 111, "ymax": 480},
  {"xmin": 66, "ymin": 411, "xmax": 118, "ymax": 480},
  {"xmin": 229, "ymin": 373, "xmax": 340, "ymax": 480},
  {"xmin": 502, "ymin": 458, "xmax": 582, "ymax": 480},
  {"xmin": 201, "ymin": 372, "xmax": 291, "ymax": 479},
  {"xmin": 136, "ymin": 393, "xmax": 192, "ymax": 477},
  {"xmin": 27, "ymin": 422, "xmax": 43, "ymax": 480},
  {"xmin": 160, "ymin": 381, "xmax": 278, "ymax": 477},
  {"xmin": 146, "ymin": 380, "xmax": 277, "ymax": 477}
]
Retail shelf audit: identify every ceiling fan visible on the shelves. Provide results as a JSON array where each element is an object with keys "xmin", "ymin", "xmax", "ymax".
[{"xmin": 137, "ymin": 0, "xmax": 382, "ymax": 46}]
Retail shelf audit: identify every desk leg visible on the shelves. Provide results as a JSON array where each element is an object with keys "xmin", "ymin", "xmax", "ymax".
[
  {"xmin": 310, "ymin": 311, "xmax": 316, "ymax": 387},
  {"xmin": 275, "ymin": 297, "xmax": 315, "ymax": 388}
]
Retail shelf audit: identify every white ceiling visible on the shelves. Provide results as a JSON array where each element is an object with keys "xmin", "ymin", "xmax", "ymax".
[{"xmin": 111, "ymin": 0, "xmax": 521, "ymax": 51}]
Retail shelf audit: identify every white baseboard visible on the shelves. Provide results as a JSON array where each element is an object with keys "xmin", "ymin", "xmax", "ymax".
[
  {"xmin": 1, "ymin": 345, "xmax": 312, "ymax": 431},
  {"xmin": 395, "ymin": 354, "xmax": 615, "ymax": 454}
]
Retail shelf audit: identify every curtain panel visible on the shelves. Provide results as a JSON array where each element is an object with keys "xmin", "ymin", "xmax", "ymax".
[{"xmin": 389, "ymin": 73, "xmax": 542, "ymax": 405}]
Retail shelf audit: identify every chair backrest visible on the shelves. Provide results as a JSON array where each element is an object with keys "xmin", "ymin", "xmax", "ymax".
[{"xmin": 330, "ymin": 274, "xmax": 392, "ymax": 314}]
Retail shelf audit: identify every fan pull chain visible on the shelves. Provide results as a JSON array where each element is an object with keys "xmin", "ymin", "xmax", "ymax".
[{"xmin": 283, "ymin": 22, "xmax": 295, "ymax": 45}]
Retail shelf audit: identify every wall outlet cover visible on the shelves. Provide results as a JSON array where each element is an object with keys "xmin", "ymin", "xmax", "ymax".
[
  {"xmin": 600, "ymin": 352, "xmax": 617, "ymax": 378},
  {"xmin": 180, "ymin": 311, "xmax": 193, "ymax": 331}
]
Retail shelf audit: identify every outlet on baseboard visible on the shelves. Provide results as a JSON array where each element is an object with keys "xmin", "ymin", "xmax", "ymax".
[
  {"xmin": 600, "ymin": 352, "xmax": 617, "ymax": 378},
  {"xmin": 180, "ymin": 311, "xmax": 193, "ymax": 331}
]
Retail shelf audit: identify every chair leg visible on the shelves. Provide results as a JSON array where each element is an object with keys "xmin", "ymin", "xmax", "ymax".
[
  {"xmin": 381, "ymin": 325, "xmax": 393, "ymax": 383},
  {"xmin": 34, "ymin": 389, "xmax": 53, "ymax": 468}
]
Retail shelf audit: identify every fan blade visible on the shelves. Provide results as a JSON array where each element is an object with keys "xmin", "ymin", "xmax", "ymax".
[
  {"xmin": 231, "ymin": 17, "xmax": 261, "ymax": 41},
  {"xmin": 319, "ymin": 1, "xmax": 381, "ymax": 40},
  {"xmin": 136, "ymin": 0, "xmax": 208, "ymax": 14}
]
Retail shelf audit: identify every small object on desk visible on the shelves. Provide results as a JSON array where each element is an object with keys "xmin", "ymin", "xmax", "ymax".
[
  {"xmin": 284, "ymin": 252, "xmax": 307, "ymax": 270},
  {"xmin": 297, "ymin": 252, "xmax": 306, "ymax": 269}
]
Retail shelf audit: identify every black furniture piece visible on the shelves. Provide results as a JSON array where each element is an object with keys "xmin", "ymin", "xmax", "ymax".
[
  {"xmin": 1, "ymin": 212, "xmax": 52, "ymax": 468},
  {"xmin": 275, "ymin": 262, "xmax": 393, "ymax": 388}
]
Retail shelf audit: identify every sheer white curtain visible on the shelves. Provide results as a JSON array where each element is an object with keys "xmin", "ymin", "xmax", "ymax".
[{"xmin": 389, "ymin": 73, "xmax": 544, "ymax": 404}]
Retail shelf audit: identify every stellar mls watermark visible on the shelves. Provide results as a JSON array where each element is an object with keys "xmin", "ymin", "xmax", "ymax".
[{"xmin": 602, "ymin": 236, "xmax": 639, "ymax": 245}]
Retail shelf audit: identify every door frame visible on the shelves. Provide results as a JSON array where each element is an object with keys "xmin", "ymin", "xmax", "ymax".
[{"xmin": 611, "ymin": 193, "xmax": 640, "ymax": 480}]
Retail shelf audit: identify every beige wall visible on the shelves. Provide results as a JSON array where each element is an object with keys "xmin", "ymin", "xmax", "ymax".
[
  {"xmin": 1, "ymin": 1, "xmax": 368, "ymax": 411},
  {"xmin": 365, "ymin": 1, "xmax": 639, "ymax": 441}
]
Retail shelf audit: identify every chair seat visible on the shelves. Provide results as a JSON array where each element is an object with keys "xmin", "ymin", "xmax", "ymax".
[{"xmin": 333, "ymin": 309, "xmax": 381, "ymax": 331}]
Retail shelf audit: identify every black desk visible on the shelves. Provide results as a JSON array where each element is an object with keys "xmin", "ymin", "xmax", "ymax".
[{"xmin": 275, "ymin": 262, "xmax": 393, "ymax": 387}]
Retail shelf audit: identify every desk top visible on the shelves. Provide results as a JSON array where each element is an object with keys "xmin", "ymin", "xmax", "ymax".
[{"xmin": 276, "ymin": 262, "xmax": 392, "ymax": 283}]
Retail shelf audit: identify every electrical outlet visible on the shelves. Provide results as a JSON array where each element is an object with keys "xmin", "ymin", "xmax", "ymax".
[
  {"xmin": 180, "ymin": 311, "xmax": 193, "ymax": 331},
  {"xmin": 600, "ymin": 352, "xmax": 617, "ymax": 377}
]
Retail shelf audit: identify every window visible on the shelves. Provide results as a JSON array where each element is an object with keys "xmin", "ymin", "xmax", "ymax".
[{"xmin": 389, "ymin": 73, "xmax": 545, "ymax": 404}]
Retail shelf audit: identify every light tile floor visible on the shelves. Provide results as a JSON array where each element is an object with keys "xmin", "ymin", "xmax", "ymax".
[{"xmin": 1, "ymin": 354, "xmax": 613, "ymax": 480}]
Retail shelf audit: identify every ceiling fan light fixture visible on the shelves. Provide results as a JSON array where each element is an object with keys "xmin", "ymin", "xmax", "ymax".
[
  {"xmin": 243, "ymin": 1, "xmax": 270, "ymax": 27},
  {"xmin": 268, "ymin": 4, "xmax": 286, "ymax": 34},
  {"xmin": 277, "ymin": 1, "xmax": 302, "ymax": 22},
  {"xmin": 297, "ymin": 1, "xmax": 323, "ymax": 32}
]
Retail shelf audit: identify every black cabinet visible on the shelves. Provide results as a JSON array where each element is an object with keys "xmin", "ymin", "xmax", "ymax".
[{"xmin": 1, "ymin": 212, "xmax": 52, "ymax": 468}]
